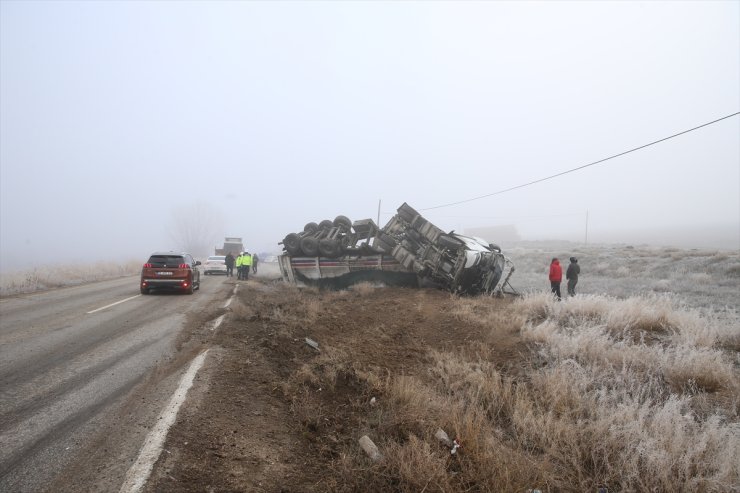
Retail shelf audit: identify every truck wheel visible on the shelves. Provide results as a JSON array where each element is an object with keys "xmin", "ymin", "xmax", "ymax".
[
  {"xmin": 301, "ymin": 236, "xmax": 320, "ymax": 256},
  {"xmin": 304, "ymin": 222, "xmax": 319, "ymax": 233},
  {"xmin": 140, "ymin": 287, "xmax": 149, "ymax": 295},
  {"xmin": 284, "ymin": 233, "xmax": 301, "ymax": 255},
  {"xmin": 319, "ymin": 219, "xmax": 334, "ymax": 231},
  {"xmin": 319, "ymin": 238, "xmax": 341, "ymax": 258},
  {"xmin": 333, "ymin": 215, "xmax": 352, "ymax": 230}
]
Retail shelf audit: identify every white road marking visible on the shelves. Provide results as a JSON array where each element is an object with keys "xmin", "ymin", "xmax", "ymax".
[
  {"xmin": 224, "ymin": 284, "xmax": 238, "ymax": 308},
  {"xmin": 119, "ymin": 350, "xmax": 209, "ymax": 493},
  {"xmin": 86, "ymin": 295, "xmax": 141, "ymax": 314},
  {"xmin": 210, "ymin": 314, "xmax": 226, "ymax": 331}
]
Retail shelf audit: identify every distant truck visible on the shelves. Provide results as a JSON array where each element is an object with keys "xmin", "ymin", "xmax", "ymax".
[
  {"xmin": 215, "ymin": 237, "xmax": 244, "ymax": 257},
  {"xmin": 278, "ymin": 203, "xmax": 515, "ymax": 296}
]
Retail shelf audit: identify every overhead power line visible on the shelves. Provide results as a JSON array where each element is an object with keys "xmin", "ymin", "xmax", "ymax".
[{"xmin": 422, "ymin": 111, "xmax": 740, "ymax": 211}]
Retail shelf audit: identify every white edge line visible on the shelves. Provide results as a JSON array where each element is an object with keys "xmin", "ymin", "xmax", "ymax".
[
  {"xmin": 119, "ymin": 349, "xmax": 209, "ymax": 493},
  {"xmin": 87, "ymin": 295, "xmax": 141, "ymax": 314},
  {"xmin": 211, "ymin": 314, "xmax": 226, "ymax": 331}
]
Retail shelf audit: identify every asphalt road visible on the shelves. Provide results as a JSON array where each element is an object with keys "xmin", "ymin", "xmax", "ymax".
[{"xmin": 0, "ymin": 272, "xmax": 233, "ymax": 492}]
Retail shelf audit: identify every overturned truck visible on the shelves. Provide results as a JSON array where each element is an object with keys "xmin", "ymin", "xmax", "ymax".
[{"xmin": 278, "ymin": 203, "xmax": 515, "ymax": 295}]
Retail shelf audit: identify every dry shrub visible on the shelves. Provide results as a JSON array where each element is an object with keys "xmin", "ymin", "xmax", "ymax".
[
  {"xmin": 428, "ymin": 349, "xmax": 517, "ymax": 424},
  {"xmin": 450, "ymin": 297, "xmax": 525, "ymax": 335},
  {"xmin": 593, "ymin": 261, "xmax": 610, "ymax": 274},
  {"xmin": 689, "ymin": 272, "xmax": 712, "ymax": 285},
  {"xmin": 381, "ymin": 435, "xmax": 452, "ymax": 492},
  {"xmin": 304, "ymin": 298, "xmax": 322, "ymax": 323},
  {"xmin": 513, "ymin": 363, "xmax": 739, "ymax": 491},
  {"xmin": 726, "ymin": 264, "xmax": 740, "ymax": 278},
  {"xmin": 653, "ymin": 279, "xmax": 672, "ymax": 292},
  {"xmin": 229, "ymin": 299, "xmax": 255, "ymax": 321},
  {"xmin": 447, "ymin": 406, "xmax": 546, "ymax": 492},
  {"xmin": 661, "ymin": 345, "xmax": 737, "ymax": 393},
  {"xmin": 509, "ymin": 292, "xmax": 740, "ymax": 490},
  {"xmin": 385, "ymin": 376, "xmax": 448, "ymax": 434},
  {"xmin": 520, "ymin": 293, "xmax": 733, "ymax": 345}
]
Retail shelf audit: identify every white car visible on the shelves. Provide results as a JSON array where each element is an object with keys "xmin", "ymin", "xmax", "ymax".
[{"xmin": 203, "ymin": 255, "xmax": 227, "ymax": 275}]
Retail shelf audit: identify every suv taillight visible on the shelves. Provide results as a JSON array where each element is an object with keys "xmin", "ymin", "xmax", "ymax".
[
  {"xmin": 179, "ymin": 263, "xmax": 189, "ymax": 269},
  {"xmin": 143, "ymin": 263, "xmax": 152, "ymax": 268}
]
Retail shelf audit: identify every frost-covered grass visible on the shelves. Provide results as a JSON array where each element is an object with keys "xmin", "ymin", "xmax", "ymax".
[
  {"xmin": 506, "ymin": 242, "xmax": 740, "ymax": 311},
  {"xmin": 418, "ymin": 291, "xmax": 740, "ymax": 491},
  {"xmin": 0, "ymin": 260, "xmax": 142, "ymax": 296}
]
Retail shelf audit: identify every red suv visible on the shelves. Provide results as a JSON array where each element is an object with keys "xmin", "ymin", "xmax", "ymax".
[{"xmin": 140, "ymin": 252, "xmax": 201, "ymax": 294}]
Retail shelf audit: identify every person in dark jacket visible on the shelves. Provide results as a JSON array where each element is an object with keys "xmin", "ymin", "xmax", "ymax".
[
  {"xmin": 252, "ymin": 253, "xmax": 259, "ymax": 274},
  {"xmin": 225, "ymin": 252, "xmax": 235, "ymax": 277},
  {"xmin": 549, "ymin": 258, "xmax": 562, "ymax": 301},
  {"xmin": 566, "ymin": 257, "xmax": 580, "ymax": 296}
]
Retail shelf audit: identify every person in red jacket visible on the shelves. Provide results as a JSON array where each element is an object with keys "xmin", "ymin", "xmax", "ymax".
[{"xmin": 549, "ymin": 258, "xmax": 562, "ymax": 301}]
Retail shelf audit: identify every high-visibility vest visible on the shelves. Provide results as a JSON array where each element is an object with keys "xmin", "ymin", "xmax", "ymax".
[
  {"xmin": 236, "ymin": 255, "xmax": 243, "ymax": 267},
  {"xmin": 243, "ymin": 254, "xmax": 253, "ymax": 266}
]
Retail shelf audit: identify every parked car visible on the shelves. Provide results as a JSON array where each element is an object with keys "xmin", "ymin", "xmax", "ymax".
[
  {"xmin": 203, "ymin": 255, "xmax": 228, "ymax": 275},
  {"xmin": 140, "ymin": 252, "xmax": 201, "ymax": 294}
]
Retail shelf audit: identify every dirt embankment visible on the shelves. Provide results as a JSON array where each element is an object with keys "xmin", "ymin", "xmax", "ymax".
[{"xmin": 143, "ymin": 279, "xmax": 525, "ymax": 492}]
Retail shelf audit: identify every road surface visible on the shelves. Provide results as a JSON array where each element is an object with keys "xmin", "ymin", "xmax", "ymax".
[{"xmin": 0, "ymin": 273, "xmax": 232, "ymax": 492}]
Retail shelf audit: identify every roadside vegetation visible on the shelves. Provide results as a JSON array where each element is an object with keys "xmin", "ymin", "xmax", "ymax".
[
  {"xmin": 0, "ymin": 260, "xmax": 142, "ymax": 296},
  {"xmin": 275, "ymin": 288, "xmax": 738, "ymax": 492},
  {"xmin": 237, "ymin": 245, "xmax": 739, "ymax": 492}
]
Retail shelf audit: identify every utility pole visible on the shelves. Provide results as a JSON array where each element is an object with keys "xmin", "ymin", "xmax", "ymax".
[
  {"xmin": 585, "ymin": 210, "xmax": 589, "ymax": 245},
  {"xmin": 377, "ymin": 199, "xmax": 381, "ymax": 227}
]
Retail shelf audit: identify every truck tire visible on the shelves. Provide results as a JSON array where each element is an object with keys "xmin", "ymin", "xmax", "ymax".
[
  {"xmin": 301, "ymin": 236, "xmax": 320, "ymax": 256},
  {"xmin": 304, "ymin": 222, "xmax": 319, "ymax": 233},
  {"xmin": 319, "ymin": 238, "xmax": 341, "ymax": 258},
  {"xmin": 319, "ymin": 220, "xmax": 334, "ymax": 231},
  {"xmin": 140, "ymin": 287, "xmax": 149, "ymax": 295},
  {"xmin": 333, "ymin": 215, "xmax": 352, "ymax": 230},
  {"xmin": 284, "ymin": 233, "xmax": 302, "ymax": 255}
]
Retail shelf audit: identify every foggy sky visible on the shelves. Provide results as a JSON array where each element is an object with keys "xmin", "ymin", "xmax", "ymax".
[{"xmin": 1, "ymin": 1, "xmax": 738, "ymax": 272}]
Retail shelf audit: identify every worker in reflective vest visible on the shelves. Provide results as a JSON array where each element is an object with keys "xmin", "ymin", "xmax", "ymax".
[
  {"xmin": 235, "ymin": 252, "xmax": 244, "ymax": 280},
  {"xmin": 242, "ymin": 252, "xmax": 253, "ymax": 280}
]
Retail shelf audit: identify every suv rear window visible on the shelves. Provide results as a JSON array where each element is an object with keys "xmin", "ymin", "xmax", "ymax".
[{"xmin": 147, "ymin": 255, "xmax": 186, "ymax": 267}]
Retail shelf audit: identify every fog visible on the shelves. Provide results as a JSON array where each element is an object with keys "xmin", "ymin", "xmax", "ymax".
[{"xmin": 1, "ymin": 1, "xmax": 738, "ymax": 272}]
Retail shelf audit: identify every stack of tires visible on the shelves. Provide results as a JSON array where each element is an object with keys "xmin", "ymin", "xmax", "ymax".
[{"xmin": 282, "ymin": 215, "xmax": 353, "ymax": 258}]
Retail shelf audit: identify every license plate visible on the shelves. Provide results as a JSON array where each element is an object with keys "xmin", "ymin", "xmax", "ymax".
[{"xmin": 157, "ymin": 271, "xmax": 173, "ymax": 276}]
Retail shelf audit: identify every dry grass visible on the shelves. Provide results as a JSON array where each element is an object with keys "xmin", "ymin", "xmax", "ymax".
[
  {"xmin": 0, "ymin": 260, "xmax": 142, "ymax": 296},
  {"xmin": 284, "ymin": 287, "xmax": 739, "ymax": 492},
  {"xmin": 350, "ymin": 281, "xmax": 378, "ymax": 296}
]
